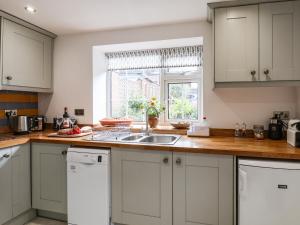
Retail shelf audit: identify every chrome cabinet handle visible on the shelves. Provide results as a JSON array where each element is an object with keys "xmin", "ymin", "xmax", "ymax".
[
  {"xmin": 250, "ymin": 70, "xmax": 256, "ymax": 76},
  {"xmin": 5, "ymin": 76, "xmax": 12, "ymax": 81},
  {"xmin": 163, "ymin": 157, "xmax": 169, "ymax": 164},
  {"xmin": 175, "ymin": 158, "xmax": 182, "ymax": 165},
  {"xmin": 264, "ymin": 69, "xmax": 270, "ymax": 75}
]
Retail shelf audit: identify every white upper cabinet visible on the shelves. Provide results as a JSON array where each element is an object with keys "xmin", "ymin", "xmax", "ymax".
[
  {"xmin": 215, "ymin": 5, "xmax": 259, "ymax": 82},
  {"xmin": 260, "ymin": 1, "xmax": 300, "ymax": 81},
  {"xmin": 214, "ymin": 1, "xmax": 300, "ymax": 84},
  {"xmin": 2, "ymin": 19, "xmax": 53, "ymax": 91}
]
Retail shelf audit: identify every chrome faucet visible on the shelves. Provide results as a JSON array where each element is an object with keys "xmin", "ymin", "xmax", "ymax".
[{"xmin": 145, "ymin": 106, "xmax": 159, "ymax": 136}]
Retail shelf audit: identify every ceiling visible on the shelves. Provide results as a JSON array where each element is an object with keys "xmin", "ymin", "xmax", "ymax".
[{"xmin": 0, "ymin": 0, "xmax": 221, "ymax": 35}]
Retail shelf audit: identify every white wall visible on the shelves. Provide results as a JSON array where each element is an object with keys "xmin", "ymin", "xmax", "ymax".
[{"xmin": 39, "ymin": 20, "xmax": 297, "ymax": 128}]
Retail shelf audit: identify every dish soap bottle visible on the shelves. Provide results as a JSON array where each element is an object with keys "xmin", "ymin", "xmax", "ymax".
[{"xmin": 199, "ymin": 116, "xmax": 210, "ymax": 137}]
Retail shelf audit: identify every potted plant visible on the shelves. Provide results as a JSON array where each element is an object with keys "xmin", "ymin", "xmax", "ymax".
[{"xmin": 146, "ymin": 97, "xmax": 165, "ymax": 128}]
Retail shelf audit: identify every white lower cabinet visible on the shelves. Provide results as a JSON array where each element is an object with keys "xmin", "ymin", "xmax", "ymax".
[
  {"xmin": 173, "ymin": 153, "xmax": 234, "ymax": 225},
  {"xmin": 32, "ymin": 143, "xmax": 68, "ymax": 214},
  {"xmin": 0, "ymin": 148, "xmax": 12, "ymax": 225},
  {"xmin": 0, "ymin": 144, "xmax": 31, "ymax": 225},
  {"xmin": 112, "ymin": 148, "xmax": 234, "ymax": 225},
  {"xmin": 112, "ymin": 148, "xmax": 172, "ymax": 225},
  {"xmin": 11, "ymin": 144, "xmax": 31, "ymax": 217}
]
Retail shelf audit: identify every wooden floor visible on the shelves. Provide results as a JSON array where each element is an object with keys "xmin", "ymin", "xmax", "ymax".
[{"xmin": 25, "ymin": 217, "xmax": 67, "ymax": 225}]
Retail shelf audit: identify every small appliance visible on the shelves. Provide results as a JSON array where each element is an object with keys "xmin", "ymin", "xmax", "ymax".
[
  {"xmin": 268, "ymin": 117, "xmax": 284, "ymax": 140},
  {"xmin": 8, "ymin": 115, "xmax": 31, "ymax": 134},
  {"xmin": 287, "ymin": 119, "xmax": 300, "ymax": 147},
  {"xmin": 31, "ymin": 116, "xmax": 47, "ymax": 131}
]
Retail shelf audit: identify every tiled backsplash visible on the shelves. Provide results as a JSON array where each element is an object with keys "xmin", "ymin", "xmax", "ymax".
[{"xmin": 0, "ymin": 91, "xmax": 38, "ymax": 133}]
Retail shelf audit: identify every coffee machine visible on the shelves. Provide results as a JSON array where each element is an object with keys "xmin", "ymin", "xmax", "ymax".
[{"xmin": 268, "ymin": 115, "xmax": 285, "ymax": 140}]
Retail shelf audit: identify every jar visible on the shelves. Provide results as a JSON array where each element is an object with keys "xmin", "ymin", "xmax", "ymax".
[{"xmin": 253, "ymin": 125, "xmax": 264, "ymax": 140}]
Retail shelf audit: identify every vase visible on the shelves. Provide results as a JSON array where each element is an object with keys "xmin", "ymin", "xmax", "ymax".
[{"xmin": 148, "ymin": 116, "xmax": 159, "ymax": 128}]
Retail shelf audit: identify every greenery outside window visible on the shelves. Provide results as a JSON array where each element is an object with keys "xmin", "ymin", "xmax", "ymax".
[{"xmin": 106, "ymin": 46, "xmax": 203, "ymax": 124}]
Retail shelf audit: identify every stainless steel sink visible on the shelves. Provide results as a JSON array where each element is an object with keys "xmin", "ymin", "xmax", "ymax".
[
  {"xmin": 139, "ymin": 135, "xmax": 180, "ymax": 145},
  {"xmin": 121, "ymin": 135, "xmax": 144, "ymax": 141},
  {"xmin": 87, "ymin": 131, "xmax": 180, "ymax": 145}
]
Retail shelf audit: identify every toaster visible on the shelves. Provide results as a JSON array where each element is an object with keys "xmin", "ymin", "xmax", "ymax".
[{"xmin": 287, "ymin": 119, "xmax": 300, "ymax": 147}]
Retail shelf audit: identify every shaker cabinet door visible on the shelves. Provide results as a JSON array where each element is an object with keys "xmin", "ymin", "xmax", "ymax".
[
  {"xmin": 0, "ymin": 148, "xmax": 12, "ymax": 225},
  {"xmin": 32, "ymin": 143, "xmax": 68, "ymax": 214},
  {"xmin": 215, "ymin": 5, "xmax": 259, "ymax": 82},
  {"xmin": 173, "ymin": 153, "xmax": 234, "ymax": 225},
  {"xmin": 111, "ymin": 148, "xmax": 172, "ymax": 225},
  {"xmin": 11, "ymin": 144, "xmax": 31, "ymax": 217},
  {"xmin": 2, "ymin": 19, "xmax": 52, "ymax": 89},
  {"xmin": 260, "ymin": 1, "xmax": 300, "ymax": 81}
]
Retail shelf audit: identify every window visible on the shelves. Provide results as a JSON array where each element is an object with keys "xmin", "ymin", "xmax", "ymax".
[{"xmin": 106, "ymin": 46, "xmax": 203, "ymax": 123}]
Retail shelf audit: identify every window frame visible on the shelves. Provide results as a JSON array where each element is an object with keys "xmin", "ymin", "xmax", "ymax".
[{"xmin": 107, "ymin": 68, "xmax": 202, "ymax": 125}]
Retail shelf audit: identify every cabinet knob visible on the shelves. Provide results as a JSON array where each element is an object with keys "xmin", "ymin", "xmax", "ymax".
[
  {"xmin": 250, "ymin": 70, "xmax": 256, "ymax": 76},
  {"xmin": 264, "ymin": 69, "xmax": 270, "ymax": 75},
  {"xmin": 163, "ymin": 157, "xmax": 169, "ymax": 164},
  {"xmin": 1, "ymin": 154, "xmax": 10, "ymax": 159},
  {"xmin": 5, "ymin": 76, "xmax": 13, "ymax": 81},
  {"xmin": 175, "ymin": 158, "xmax": 182, "ymax": 165},
  {"xmin": 61, "ymin": 150, "xmax": 67, "ymax": 155}
]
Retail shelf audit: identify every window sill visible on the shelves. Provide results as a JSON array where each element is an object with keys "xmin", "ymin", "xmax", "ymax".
[{"xmin": 93, "ymin": 124, "xmax": 188, "ymax": 135}]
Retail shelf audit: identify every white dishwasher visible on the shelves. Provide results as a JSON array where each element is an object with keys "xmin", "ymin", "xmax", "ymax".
[
  {"xmin": 67, "ymin": 147, "xmax": 110, "ymax": 225},
  {"xmin": 239, "ymin": 159, "xmax": 300, "ymax": 225}
]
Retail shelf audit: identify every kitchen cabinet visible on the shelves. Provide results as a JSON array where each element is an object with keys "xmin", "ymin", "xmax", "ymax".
[
  {"xmin": 112, "ymin": 148, "xmax": 234, "ymax": 225},
  {"xmin": 112, "ymin": 148, "xmax": 172, "ymax": 225},
  {"xmin": 173, "ymin": 153, "xmax": 234, "ymax": 225},
  {"xmin": 11, "ymin": 144, "xmax": 31, "ymax": 218},
  {"xmin": 32, "ymin": 143, "xmax": 68, "ymax": 214},
  {"xmin": 0, "ymin": 148, "xmax": 12, "ymax": 225},
  {"xmin": 215, "ymin": 5, "xmax": 259, "ymax": 82},
  {"xmin": 260, "ymin": 1, "xmax": 300, "ymax": 81},
  {"xmin": 214, "ymin": 0, "xmax": 300, "ymax": 84},
  {"xmin": 0, "ymin": 144, "xmax": 31, "ymax": 225},
  {"xmin": 1, "ymin": 18, "xmax": 53, "ymax": 91}
]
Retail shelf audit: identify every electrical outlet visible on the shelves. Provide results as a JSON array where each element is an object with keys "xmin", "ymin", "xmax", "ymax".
[
  {"xmin": 5, "ymin": 109, "xmax": 17, "ymax": 117},
  {"xmin": 75, "ymin": 109, "xmax": 84, "ymax": 116},
  {"xmin": 273, "ymin": 111, "xmax": 290, "ymax": 120}
]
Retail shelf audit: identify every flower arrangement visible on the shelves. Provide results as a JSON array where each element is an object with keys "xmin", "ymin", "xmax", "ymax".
[{"xmin": 147, "ymin": 97, "xmax": 165, "ymax": 117}]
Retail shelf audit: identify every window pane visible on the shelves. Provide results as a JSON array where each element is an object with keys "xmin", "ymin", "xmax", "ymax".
[
  {"xmin": 168, "ymin": 82, "xmax": 198, "ymax": 120},
  {"xmin": 165, "ymin": 66, "xmax": 200, "ymax": 74},
  {"xmin": 111, "ymin": 69, "xmax": 160, "ymax": 121}
]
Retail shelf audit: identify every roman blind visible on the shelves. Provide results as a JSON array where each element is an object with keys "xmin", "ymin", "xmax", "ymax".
[{"xmin": 105, "ymin": 45, "xmax": 202, "ymax": 71}]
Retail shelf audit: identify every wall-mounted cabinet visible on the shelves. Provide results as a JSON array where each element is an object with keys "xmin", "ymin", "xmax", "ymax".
[
  {"xmin": 215, "ymin": 5, "xmax": 259, "ymax": 82},
  {"xmin": 0, "ymin": 18, "xmax": 54, "ymax": 92},
  {"xmin": 214, "ymin": 1, "xmax": 300, "ymax": 85},
  {"xmin": 260, "ymin": 1, "xmax": 300, "ymax": 81}
]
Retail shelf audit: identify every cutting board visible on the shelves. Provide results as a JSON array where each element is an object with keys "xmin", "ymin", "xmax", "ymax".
[{"xmin": 47, "ymin": 132, "xmax": 92, "ymax": 138}]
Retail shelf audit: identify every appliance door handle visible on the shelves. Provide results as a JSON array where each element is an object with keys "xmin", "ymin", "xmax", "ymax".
[{"xmin": 239, "ymin": 168, "xmax": 248, "ymax": 197}]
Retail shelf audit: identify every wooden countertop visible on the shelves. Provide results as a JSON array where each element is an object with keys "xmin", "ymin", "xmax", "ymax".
[{"xmin": 1, "ymin": 131, "xmax": 300, "ymax": 160}]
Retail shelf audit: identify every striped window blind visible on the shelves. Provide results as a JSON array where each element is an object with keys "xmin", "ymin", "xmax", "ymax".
[{"xmin": 105, "ymin": 45, "xmax": 202, "ymax": 71}]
